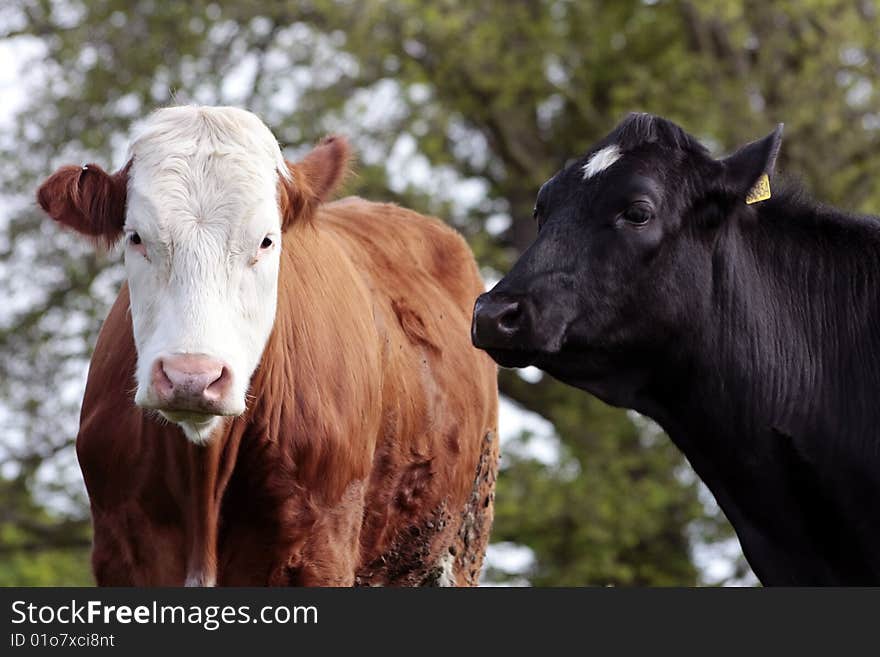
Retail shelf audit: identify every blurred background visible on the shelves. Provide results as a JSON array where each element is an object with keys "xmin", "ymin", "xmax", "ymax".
[{"xmin": 1, "ymin": 0, "xmax": 878, "ymax": 586}]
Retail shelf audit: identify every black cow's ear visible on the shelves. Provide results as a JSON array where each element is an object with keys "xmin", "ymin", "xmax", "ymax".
[{"xmin": 721, "ymin": 124, "xmax": 783, "ymax": 202}]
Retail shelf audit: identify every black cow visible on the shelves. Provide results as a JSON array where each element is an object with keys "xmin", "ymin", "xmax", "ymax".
[{"xmin": 472, "ymin": 112, "xmax": 880, "ymax": 585}]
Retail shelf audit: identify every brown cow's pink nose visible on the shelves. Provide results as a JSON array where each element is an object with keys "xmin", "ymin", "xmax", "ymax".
[{"xmin": 150, "ymin": 354, "xmax": 232, "ymax": 410}]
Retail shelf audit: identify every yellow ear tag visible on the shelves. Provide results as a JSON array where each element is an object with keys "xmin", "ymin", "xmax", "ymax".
[{"xmin": 745, "ymin": 173, "xmax": 771, "ymax": 204}]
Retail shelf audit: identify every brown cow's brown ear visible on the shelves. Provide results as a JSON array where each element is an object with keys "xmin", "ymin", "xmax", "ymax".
[
  {"xmin": 36, "ymin": 162, "xmax": 130, "ymax": 248},
  {"xmin": 280, "ymin": 136, "xmax": 351, "ymax": 230}
]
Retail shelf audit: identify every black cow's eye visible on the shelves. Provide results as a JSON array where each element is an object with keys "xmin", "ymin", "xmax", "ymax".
[
  {"xmin": 129, "ymin": 232, "xmax": 142, "ymax": 245},
  {"xmin": 622, "ymin": 203, "xmax": 653, "ymax": 226},
  {"xmin": 260, "ymin": 236, "xmax": 273, "ymax": 249}
]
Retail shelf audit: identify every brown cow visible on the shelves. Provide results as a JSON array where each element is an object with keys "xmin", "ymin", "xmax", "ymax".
[{"xmin": 37, "ymin": 106, "xmax": 498, "ymax": 586}]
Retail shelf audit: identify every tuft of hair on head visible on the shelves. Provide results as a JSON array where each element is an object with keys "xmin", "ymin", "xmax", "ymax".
[
  {"xmin": 279, "ymin": 135, "xmax": 353, "ymax": 230},
  {"xmin": 610, "ymin": 112, "xmax": 710, "ymax": 157},
  {"xmin": 36, "ymin": 161, "xmax": 130, "ymax": 249}
]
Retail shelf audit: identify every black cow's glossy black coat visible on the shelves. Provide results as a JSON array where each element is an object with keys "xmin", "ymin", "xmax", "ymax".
[{"xmin": 473, "ymin": 113, "xmax": 880, "ymax": 585}]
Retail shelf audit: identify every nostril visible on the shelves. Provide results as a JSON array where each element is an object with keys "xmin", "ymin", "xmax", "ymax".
[
  {"xmin": 203, "ymin": 366, "xmax": 231, "ymax": 401},
  {"xmin": 496, "ymin": 301, "xmax": 523, "ymax": 334},
  {"xmin": 473, "ymin": 295, "xmax": 531, "ymax": 348},
  {"xmin": 153, "ymin": 359, "xmax": 174, "ymax": 397}
]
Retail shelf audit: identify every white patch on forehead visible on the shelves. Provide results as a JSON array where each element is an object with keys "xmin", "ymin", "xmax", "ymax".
[
  {"xmin": 581, "ymin": 144, "xmax": 622, "ymax": 180},
  {"xmin": 125, "ymin": 106, "xmax": 290, "ymax": 242},
  {"xmin": 128, "ymin": 105, "xmax": 290, "ymax": 182}
]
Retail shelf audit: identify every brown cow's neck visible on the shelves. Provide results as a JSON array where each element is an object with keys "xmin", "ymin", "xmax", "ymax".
[{"xmin": 181, "ymin": 419, "xmax": 243, "ymax": 587}]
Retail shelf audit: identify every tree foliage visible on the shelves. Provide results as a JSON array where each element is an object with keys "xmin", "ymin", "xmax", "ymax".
[{"xmin": 1, "ymin": 0, "xmax": 878, "ymax": 585}]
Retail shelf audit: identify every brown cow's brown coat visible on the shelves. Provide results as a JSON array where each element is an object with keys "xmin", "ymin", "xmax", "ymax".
[{"xmin": 76, "ymin": 197, "xmax": 498, "ymax": 586}]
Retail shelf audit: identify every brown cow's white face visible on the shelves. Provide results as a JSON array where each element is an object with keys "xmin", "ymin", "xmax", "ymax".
[
  {"xmin": 124, "ymin": 107, "xmax": 287, "ymax": 442},
  {"xmin": 37, "ymin": 106, "xmax": 350, "ymax": 444}
]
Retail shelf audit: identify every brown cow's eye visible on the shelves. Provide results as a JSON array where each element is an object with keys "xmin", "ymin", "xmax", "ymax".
[
  {"xmin": 130, "ymin": 232, "xmax": 142, "ymax": 245},
  {"xmin": 260, "ymin": 236, "xmax": 273, "ymax": 249}
]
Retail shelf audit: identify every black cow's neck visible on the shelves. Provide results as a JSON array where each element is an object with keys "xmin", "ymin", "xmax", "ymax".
[
  {"xmin": 705, "ymin": 197, "xmax": 880, "ymax": 425},
  {"xmin": 642, "ymin": 194, "xmax": 880, "ymax": 584}
]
